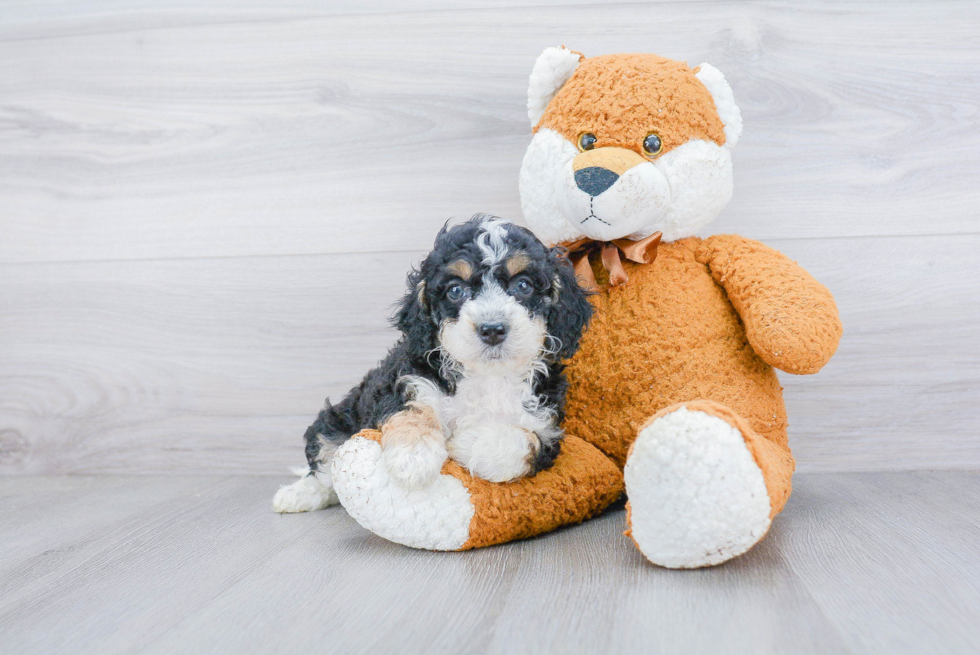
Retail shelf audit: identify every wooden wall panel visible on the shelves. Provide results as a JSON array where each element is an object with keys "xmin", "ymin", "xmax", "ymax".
[
  {"xmin": 0, "ymin": 234, "xmax": 976, "ymax": 474},
  {"xmin": 1, "ymin": 2, "xmax": 977, "ymax": 262},
  {"xmin": 0, "ymin": 1, "xmax": 977, "ymax": 473}
]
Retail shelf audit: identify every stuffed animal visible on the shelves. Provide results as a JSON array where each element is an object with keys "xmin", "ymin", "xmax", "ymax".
[{"xmin": 330, "ymin": 48, "xmax": 842, "ymax": 568}]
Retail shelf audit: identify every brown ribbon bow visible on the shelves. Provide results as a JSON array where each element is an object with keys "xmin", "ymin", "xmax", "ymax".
[{"xmin": 558, "ymin": 232, "xmax": 662, "ymax": 291}]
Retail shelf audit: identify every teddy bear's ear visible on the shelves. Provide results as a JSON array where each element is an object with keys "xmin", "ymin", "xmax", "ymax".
[
  {"xmin": 695, "ymin": 63, "xmax": 743, "ymax": 148},
  {"xmin": 527, "ymin": 46, "xmax": 583, "ymax": 128}
]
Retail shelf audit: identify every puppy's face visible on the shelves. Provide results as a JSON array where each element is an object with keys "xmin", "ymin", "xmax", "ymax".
[
  {"xmin": 435, "ymin": 229, "xmax": 549, "ymax": 376},
  {"xmin": 396, "ymin": 215, "xmax": 592, "ymax": 376}
]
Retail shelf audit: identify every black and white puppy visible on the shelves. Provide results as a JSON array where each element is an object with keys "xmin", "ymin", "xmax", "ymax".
[{"xmin": 273, "ymin": 214, "xmax": 592, "ymax": 513}]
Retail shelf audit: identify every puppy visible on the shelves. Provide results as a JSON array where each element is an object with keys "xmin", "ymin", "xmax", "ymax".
[{"xmin": 273, "ymin": 214, "xmax": 592, "ymax": 513}]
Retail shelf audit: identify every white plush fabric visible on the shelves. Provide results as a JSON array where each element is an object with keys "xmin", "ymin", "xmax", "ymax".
[
  {"xmin": 527, "ymin": 46, "xmax": 581, "ymax": 127},
  {"xmin": 332, "ymin": 436, "xmax": 474, "ymax": 551},
  {"xmin": 694, "ymin": 63, "xmax": 742, "ymax": 148},
  {"xmin": 624, "ymin": 407, "xmax": 771, "ymax": 568},
  {"xmin": 555, "ymin": 154, "xmax": 671, "ymax": 242},
  {"xmin": 519, "ymin": 128, "xmax": 584, "ymax": 247},
  {"xmin": 519, "ymin": 128, "xmax": 734, "ymax": 245},
  {"xmin": 652, "ymin": 139, "xmax": 734, "ymax": 242}
]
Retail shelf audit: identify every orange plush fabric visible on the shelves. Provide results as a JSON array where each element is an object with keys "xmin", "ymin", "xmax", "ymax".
[
  {"xmin": 562, "ymin": 238, "xmax": 806, "ymax": 468},
  {"xmin": 455, "ymin": 435, "xmax": 624, "ymax": 550},
  {"xmin": 353, "ymin": 430, "xmax": 624, "ymax": 550},
  {"xmin": 536, "ymin": 54, "xmax": 727, "ymax": 156},
  {"xmin": 696, "ymin": 235, "xmax": 843, "ymax": 375},
  {"xmin": 516, "ymin": 51, "xmax": 841, "ymax": 563},
  {"xmin": 333, "ymin": 51, "xmax": 842, "ymax": 565}
]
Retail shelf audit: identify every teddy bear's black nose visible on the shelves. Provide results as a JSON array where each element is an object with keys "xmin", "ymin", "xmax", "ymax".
[
  {"xmin": 575, "ymin": 166, "xmax": 620, "ymax": 197},
  {"xmin": 478, "ymin": 322, "xmax": 507, "ymax": 346}
]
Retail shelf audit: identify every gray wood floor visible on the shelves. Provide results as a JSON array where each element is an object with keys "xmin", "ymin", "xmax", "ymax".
[{"xmin": 1, "ymin": 471, "xmax": 978, "ymax": 654}]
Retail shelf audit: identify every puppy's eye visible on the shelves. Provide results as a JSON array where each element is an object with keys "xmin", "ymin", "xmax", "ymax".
[
  {"xmin": 578, "ymin": 132, "xmax": 597, "ymax": 151},
  {"xmin": 446, "ymin": 283, "xmax": 470, "ymax": 302},
  {"xmin": 643, "ymin": 132, "xmax": 663, "ymax": 157},
  {"xmin": 509, "ymin": 278, "xmax": 534, "ymax": 298}
]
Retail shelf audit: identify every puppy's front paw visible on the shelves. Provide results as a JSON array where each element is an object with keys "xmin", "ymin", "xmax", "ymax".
[
  {"xmin": 450, "ymin": 424, "xmax": 536, "ymax": 483},
  {"xmin": 382, "ymin": 441, "xmax": 449, "ymax": 489}
]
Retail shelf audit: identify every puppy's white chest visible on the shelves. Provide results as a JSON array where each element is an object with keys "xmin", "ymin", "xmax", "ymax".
[
  {"xmin": 440, "ymin": 374, "xmax": 546, "ymax": 483},
  {"xmin": 442, "ymin": 375, "xmax": 530, "ymax": 431}
]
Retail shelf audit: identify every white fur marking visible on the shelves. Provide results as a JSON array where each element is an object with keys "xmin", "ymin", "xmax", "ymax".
[
  {"xmin": 439, "ymin": 282, "xmax": 548, "ymax": 375},
  {"xmin": 381, "ymin": 437, "xmax": 449, "ymax": 490},
  {"xmin": 402, "ymin": 357, "xmax": 556, "ymax": 483},
  {"xmin": 332, "ymin": 436, "xmax": 474, "ymax": 550},
  {"xmin": 448, "ymin": 423, "xmax": 536, "ymax": 482},
  {"xmin": 477, "ymin": 218, "xmax": 510, "ymax": 266},
  {"xmin": 624, "ymin": 407, "xmax": 771, "ymax": 568},
  {"xmin": 272, "ymin": 468, "xmax": 339, "ymax": 513},
  {"xmin": 402, "ymin": 280, "xmax": 558, "ymax": 482}
]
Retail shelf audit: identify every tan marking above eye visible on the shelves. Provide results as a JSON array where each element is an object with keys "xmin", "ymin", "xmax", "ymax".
[
  {"xmin": 505, "ymin": 252, "xmax": 532, "ymax": 277},
  {"xmin": 446, "ymin": 259, "xmax": 473, "ymax": 281},
  {"xmin": 572, "ymin": 146, "xmax": 648, "ymax": 175}
]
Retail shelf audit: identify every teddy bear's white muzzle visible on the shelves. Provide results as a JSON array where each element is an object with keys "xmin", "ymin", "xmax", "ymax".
[{"xmin": 556, "ymin": 160, "xmax": 671, "ymax": 242}]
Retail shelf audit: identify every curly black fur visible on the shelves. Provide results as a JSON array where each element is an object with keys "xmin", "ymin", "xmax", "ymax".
[{"xmin": 303, "ymin": 214, "xmax": 592, "ymax": 477}]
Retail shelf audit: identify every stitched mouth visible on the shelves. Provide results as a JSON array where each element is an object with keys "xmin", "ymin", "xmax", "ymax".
[{"xmin": 580, "ymin": 197, "xmax": 611, "ymax": 226}]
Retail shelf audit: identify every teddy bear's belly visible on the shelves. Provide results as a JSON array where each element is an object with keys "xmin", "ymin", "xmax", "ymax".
[{"xmin": 562, "ymin": 240, "xmax": 788, "ymax": 468}]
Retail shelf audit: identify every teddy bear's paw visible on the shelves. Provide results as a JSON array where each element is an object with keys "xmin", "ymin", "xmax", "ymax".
[
  {"xmin": 624, "ymin": 406, "xmax": 771, "ymax": 568},
  {"xmin": 332, "ymin": 434, "xmax": 474, "ymax": 550},
  {"xmin": 272, "ymin": 470, "xmax": 339, "ymax": 513}
]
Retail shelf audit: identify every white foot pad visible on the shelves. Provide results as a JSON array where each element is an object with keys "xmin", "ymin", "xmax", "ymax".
[
  {"xmin": 273, "ymin": 472, "xmax": 339, "ymax": 513},
  {"xmin": 332, "ymin": 436, "xmax": 474, "ymax": 550},
  {"xmin": 625, "ymin": 407, "xmax": 771, "ymax": 568}
]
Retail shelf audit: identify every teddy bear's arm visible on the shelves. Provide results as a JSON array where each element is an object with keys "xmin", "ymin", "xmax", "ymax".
[{"xmin": 696, "ymin": 235, "xmax": 842, "ymax": 375}]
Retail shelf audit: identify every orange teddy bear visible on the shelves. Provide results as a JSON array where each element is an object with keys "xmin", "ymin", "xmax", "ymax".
[{"xmin": 329, "ymin": 48, "xmax": 842, "ymax": 568}]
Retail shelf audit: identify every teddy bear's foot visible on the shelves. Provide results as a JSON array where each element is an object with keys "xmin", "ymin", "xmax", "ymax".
[
  {"xmin": 624, "ymin": 400, "xmax": 793, "ymax": 568},
  {"xmin": 332, "ymin": 432, "xmax": 474, "ymax": 550},
  {"xmin": 332, "ymin": 429, "xmax": 624, "ymax": 551}
]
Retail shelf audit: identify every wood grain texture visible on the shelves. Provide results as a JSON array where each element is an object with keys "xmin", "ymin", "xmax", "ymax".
[
  {"xmin": 0, "ymin": 1, "xmax": 978, "ymax": 475},
  {"xmin": 0, "ymin": 234, "xmax": 977, "ymax": 475},
  {"xmin": 0, "ymin": 472, "xmax": 977, "ymax": 654},
  {"xmin": 0, "ymin": 1, "xmax": 978, "ymax": 263},
  {"xmin": 777, "ymin": 472, "xmax": 980, "ymax": 654}
]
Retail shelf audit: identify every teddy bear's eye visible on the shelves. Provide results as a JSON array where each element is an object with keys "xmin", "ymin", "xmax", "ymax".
[
  {"xmin": 643, "ymin": 133, "xmax": 663, "ymax": 157},
  {"xmin": 578, "ymin": 133, "xmax": 597, "ymax": 151}
]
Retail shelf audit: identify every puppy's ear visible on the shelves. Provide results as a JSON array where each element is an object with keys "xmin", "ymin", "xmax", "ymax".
[
  {"xmin": 546, "ymin": 249, "xmax": 593, "ymax": 360},
  {"xmin": 393, "ymin": 267, "xmax": 438, "ymax": 360}
]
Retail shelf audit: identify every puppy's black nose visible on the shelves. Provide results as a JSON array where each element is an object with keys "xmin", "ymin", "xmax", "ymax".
[
  {"xmin": 478, "ymin": 323, "xmax": 507, "ymax": 346},
  {"xmin": 575, "ymin": 166, "xmax": 619, "ymax": 197}
]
